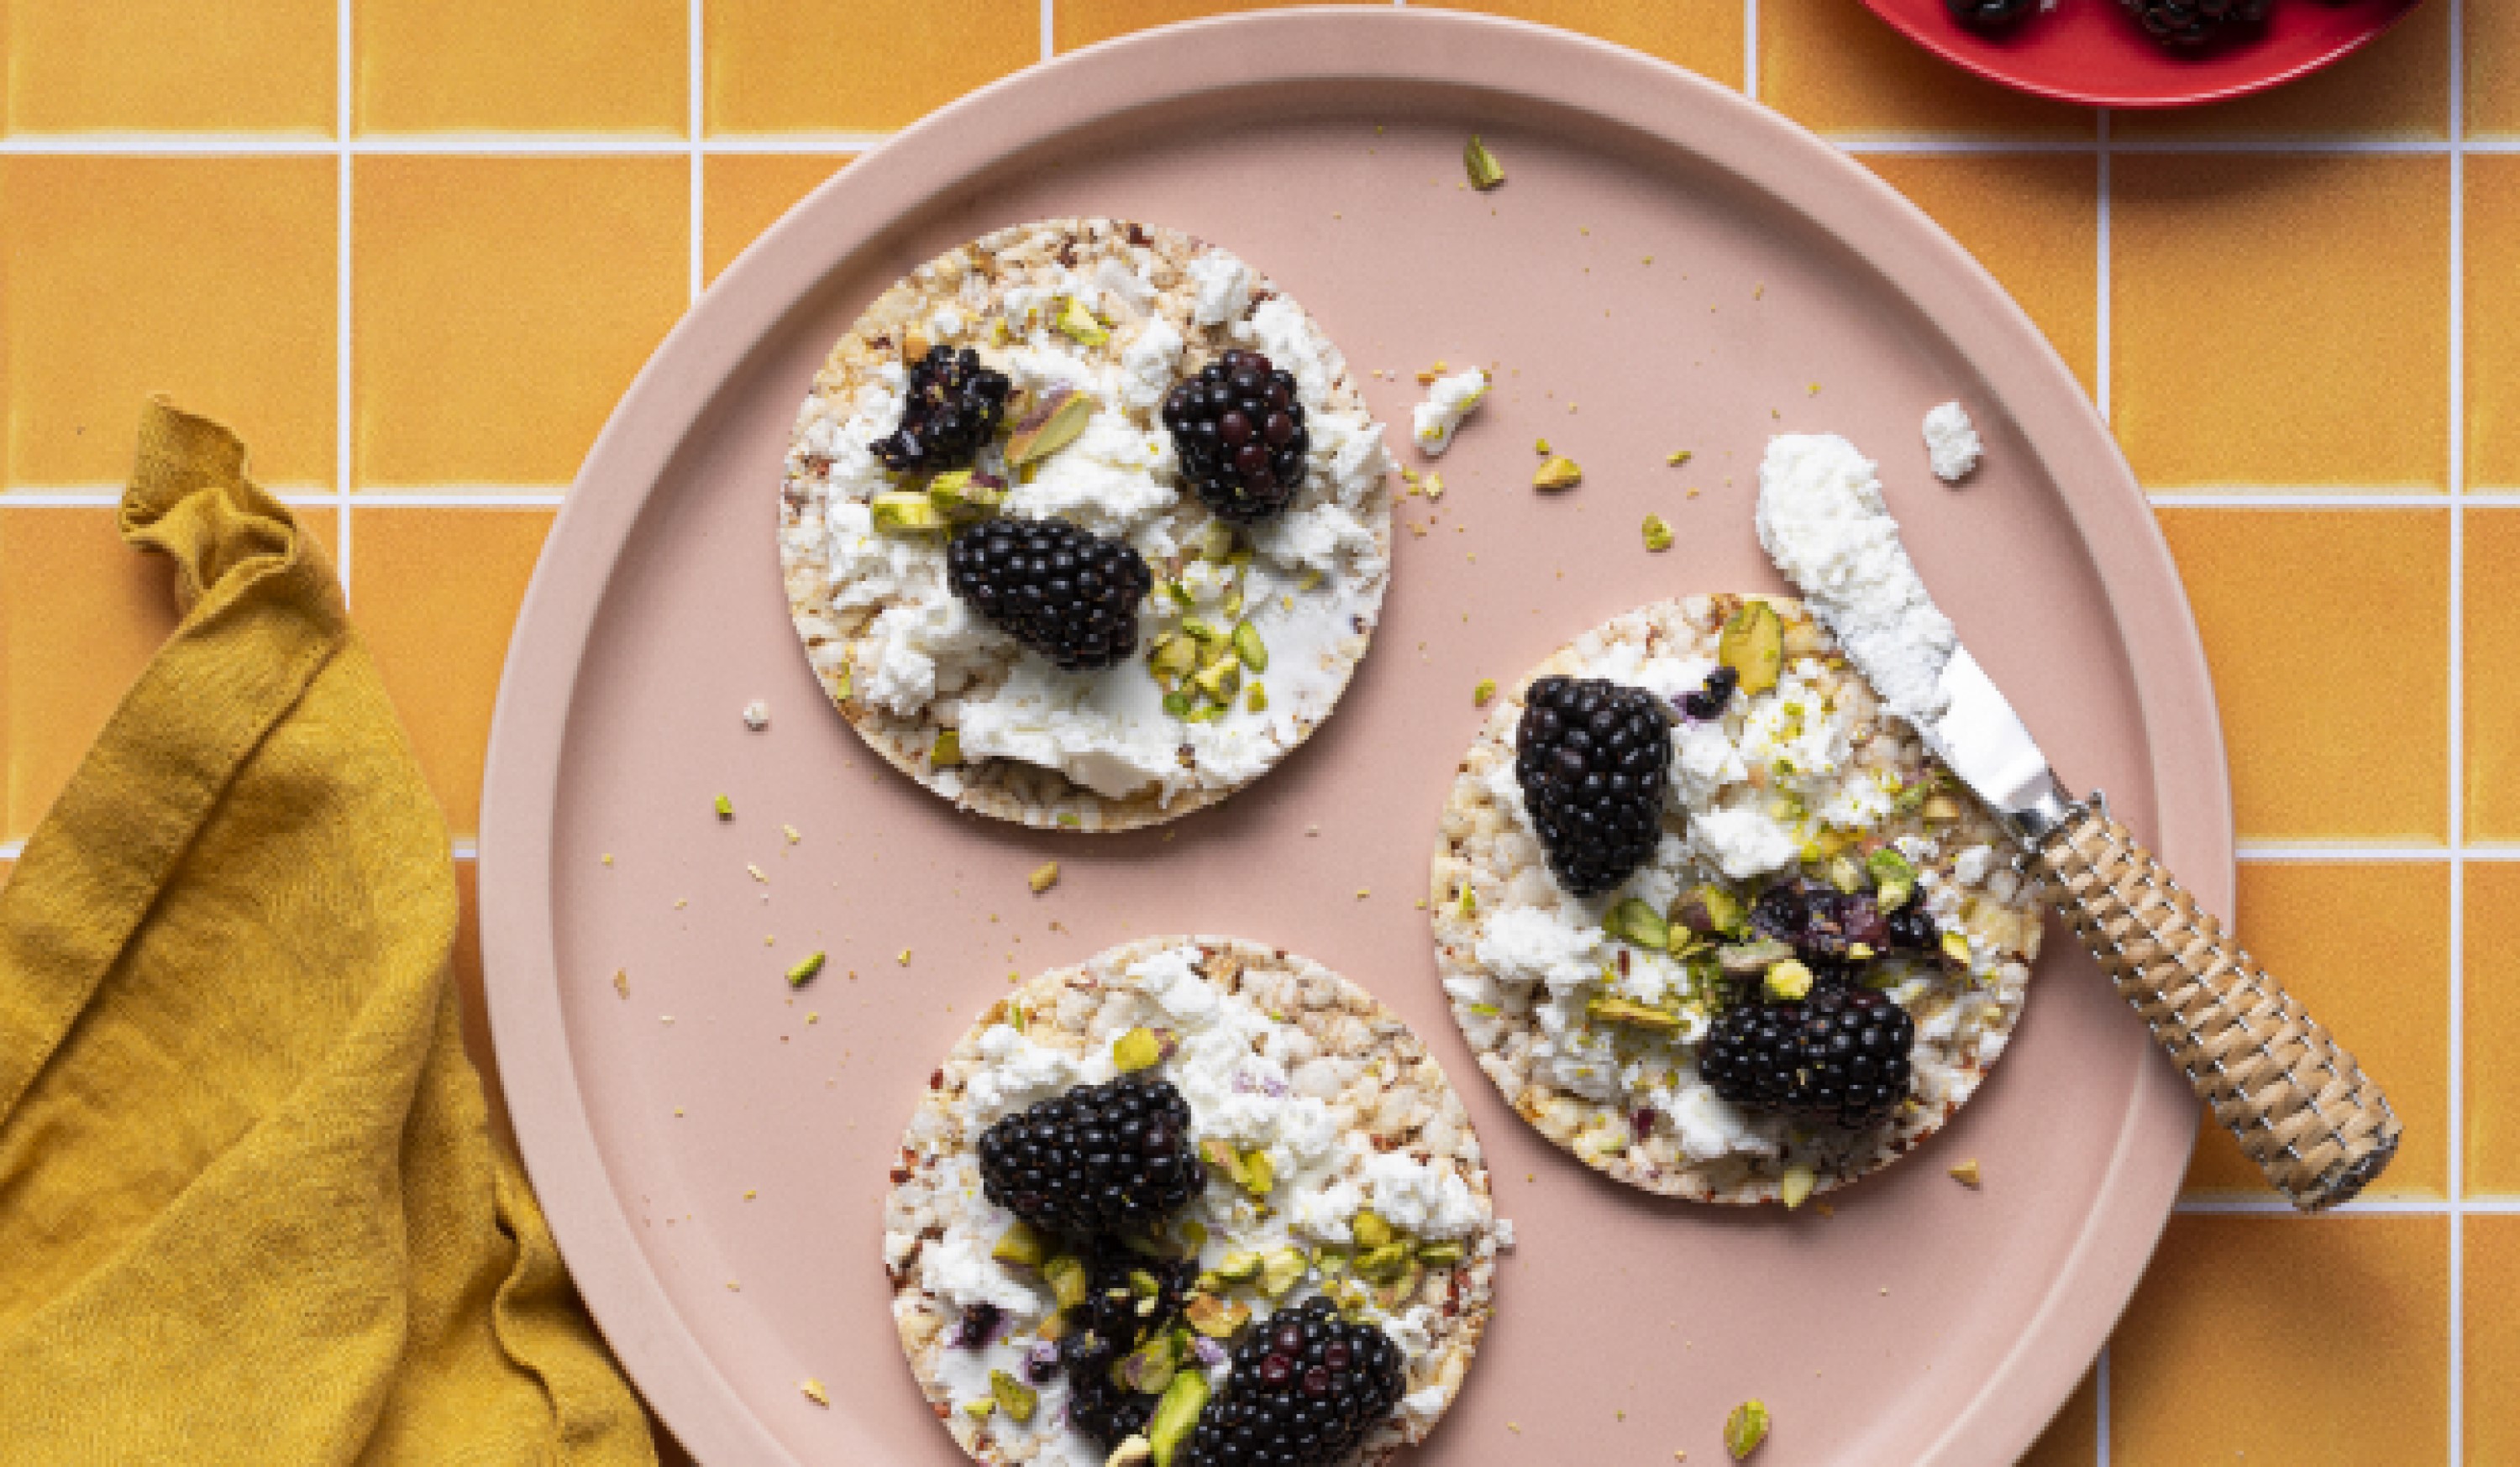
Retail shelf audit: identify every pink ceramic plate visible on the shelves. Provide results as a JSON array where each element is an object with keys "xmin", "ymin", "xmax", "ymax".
[{"xmin": 480, "ymin": 11, "xmax": 2213, "ymax": 1464}]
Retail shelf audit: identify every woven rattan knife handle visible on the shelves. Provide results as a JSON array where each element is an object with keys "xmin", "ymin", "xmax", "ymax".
[{"xmin": 2030, "ymin": 803, "xmax": 2400, "ymax": 1211}]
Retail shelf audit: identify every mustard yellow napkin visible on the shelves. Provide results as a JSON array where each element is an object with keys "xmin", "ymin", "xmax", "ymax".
[{"xmin": 0, "ymin": 401, "xmax": 656, "ymax": 1465}]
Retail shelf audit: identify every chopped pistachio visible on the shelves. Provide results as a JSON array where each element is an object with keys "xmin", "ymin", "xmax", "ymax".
[
  {"xmin": 1718, "ymin": 601, "xmax": 1784, "ymax": 694},
  {"xmin": 1113, "ymin": 1026, "xmax": 1164, "ymax": 1072},
  {"xmin": 1463, "ymin": 134, "xmax": 1506, "ymax": 191},
  {"xmin": 1057, "ymin": 296, "xmax": 1110, "ymax": 346},
  {"xmin": 1193, "ymin": 654, "xmax": 1242, "ymax": 702},
  {"xmin": 1162, "ymin": 689, "xmax": 1196, "ymax": 718},
  {"xmin": 1006, "ymin": 384, "xmax": 1097, "ymax": 465},
  {"xmin": 1667, "ymin": 449, "xmax": 1693, "ymax": 467},
  {"xmin": 1950, "ymin": 1158, "xmax": 1982, "ymax": 1188},
  {"xmin": 1416, "ymin": 1240, "xmax": 1465, "ymax": 1267},
  {"xmin": 1114, "ymin": 1333, "xmax": 1179, "ymax": 1396},
  {"xmin": 1197, "ymin": 521, "xmax": 1237, "ymax": 560},
  {"xmin": 1779, "ymin": 1166, "xmax": 1816, "ymax": 1211},
  {"xmin": 785, "ymin": 951, "xmax": 827, "ymax": 988},
  {"xmin": 1866, "ymin": 847, "xmax": 1919, "ymax": 910},
  {"xmin": 714, "ymin": 793, "xmax": 734, "ymax": 819},
  {"xmin": 871, "ymin": 490, "xmax": 948, "ymax": 533},
  {"xmin": 1047, "ymin": 1254, "xmax": 1089, "ymax": 1308},
  {"xmin": 1940, "ymin": 930, "xmax": 1973, "ymax": 965},
  {"xmin": 1257, "ymin": 1246, "xmax": 1308, "ymax": 1298},
  {"xmin": 984, "ymin": 1368, "xmax": 1038, "ymax": 1423},
  {"xmin": 1240, "ymin": 1149, "xmax": 1276, "ymax": 1196},
  {"xmin": 1245, "ymin": 682, "xmax": 1268, "ymax": 714},
  {"xmin": 1457, "ymin": 884, "xmax": 1477, "ymax": 917},
  {"xmin": 963, "ymin": 1398, "xmax": 995, "ymax": 1420},
  {"xmin": 1148, "ymin": 631, "xmax": 1200, "ymax": 678},
  {"xmin": 1373, "ymin": 1260, "xmax": 1424, "ymax": 1310},
  {"xmin": 1184, "ymin": 1292, "xmax": 1250, "ymax": 1338},
  {"xmin": 1604, "ymin": 896, "xmax": 1670, "ymax": 951},
  {"xmin": 800, "ymin": 1378, "xmax": 830, "ymax": 1407},
  {"xmin": 1029, "ymin": 861, "xmax": 1060, "ymax": 894},
  {"xmin": 1919, "ymin": 792, "xmax": 1964, "ymax": 823},
  {"xmin": 1587, "ymin": 995, "xmax": 1682, "ymax": 1031},
  {"xmin": 992, "ymin": 1220, "xmax": 1047, "ymax": 1268},
  {"xmin": 1147, "ymin": 1370, "xmax": 1211, "ymax": 1466},
  {"xmin": 930, "ymin": 730, "xmax": 963, "ymax": 768},
  {"xmin": 1212, "ymin": 1250, "xmax": 1263, "ymax": 1285},
  {"xmin": 1231, "ymin": 621, "xmax": 1269, "ymax": 673},
  {"xmin": 1473, "ymin": 678, "xmax": 1498, "ymax": 707},
  {"xmin": 1106, "ymin": 1438, "xmax": 1153, "ymax": 1467},
  {"xmin": 1725, "ymin": 1399, "xmax": 1772, "ymax": 1459},
  {"xmin": 1312, "ymin": 1244, "xmax": 1352, "ymax": 1276},
  {"xmin": 1672, "ymin": 882, "xmax": 1747, "ymax": 937},
  {"xmin": 1532, "ymin": 455, "xmax": 1583, "ymax": 492},
  {"xmin": 1717, "ymin": 938, "xmax": 1794, "ymax": 977},
  {"xmin": 1351, "ymin": 1209, "xmax": 1394, "ymax": 1250},
  {"xmin": 1825, "ymin": 853, "xmax": 1866, "ymax": 894},
  {"xmin": 1641, "ymin": 514, "xmax": 1675, "ymax": 553},
  {"xmin": 1763, "ymin": 959, "xmax": 1814, "ymax": 1002},
  {"xmin": 1353, "ymin": 1242, "xmax": 1414, "ymax": 1283}
]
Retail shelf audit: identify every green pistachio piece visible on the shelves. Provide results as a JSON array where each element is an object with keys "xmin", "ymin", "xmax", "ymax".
[
  {"xmin": 1147, "ymin": 1370, "xmax": 1211, "ymax": 1467},
  {"xmin": 1604, "ymin": 896, "xmax": 1669, "ymax": 951},
  {"xmin": 785, "ymin": 951, "xmax": 826, "ymax": 988},
  {"xmin": 1257, "ymin": 1246, "xmax": 1308, "ymax": 1299},
  {"xmin": 1586, "ymin": 995, "xmax": 1682, "ymax": 1031},
  {"xmin": 1867, "ymin": 846, "xmax": 1919, "ymax": 911},
  {"xmin": 1779, "ymin": 1165, "xmax": 1816, "ymax": 1210},
  {"xmin": 1231, "ymin": 621, "xmax": 1268, "ymax": 673},
  {"xmin": 1672, "ymin": 882, "xmax": 1746, "ymax": 938},
  {"xmin": 1416, "ymin": 1241, "xmax": 1465, "ymax": 1267},
  {"xmin": 1725, "ymin": 1399, "xmax": 1772, "ymax": 1459},
  {"xmin": 1113, "ymin": 1026, "xmax": 1164, "ymax": 1072},
  {"xmin": 1463, "ymin": 134, "xmax": 1506, "ymax": 191},
  {"xmin": 1212, "ymin": 1250, "xmax": 1263, "ymax": 1285},
  {"xmin": 1184, "ymin": 1293, "xmax": 1250, "ymax": 1338},
  {"xmin": 992, "ymin": 1221, "xmax": 1047, "ymax": 1269},
  {"xmin": 1719, "ymin": 600, "xmax": 1785, "ymax": 694},
  {"xmin": 1641, "ymin": 513, "xmax": 1675, "ymax": 553},
  {"xmin": 1350, "ymin": 1209, "xmax": 1393, "ymax": 1251},
  {"xmin": 1764, "ymin": 959, "xmax": 1814, "ymax": 1002},
  {"xmin": 929, "ymin": 730, "xmax": 963, "ymax": 768},
  {"xmin": 1826, "ymin": 852, "xmax": 1866, "ymax": 894},
  {"xmin": 870, "ymin": 490, "xmax": 948, "ymax": 534},
  {"xmin": 1005, "ymin": 384, "xmax": 1097, "ymax": 465},
  {"xmin": 1354, "ymin": 1243, "xmax": 1413, "ymax": 1282},
  {"xmin": 1193, "ymin": 653, "xmax": 1242, "ymax": 702},
  {"xmin": 1045, "ymin": 1253, "xmax": 1088, "ymax": 1309},
  {"xmin": 990, "ymin": 1369, "xmax": 1038, "ymax": 1424}
]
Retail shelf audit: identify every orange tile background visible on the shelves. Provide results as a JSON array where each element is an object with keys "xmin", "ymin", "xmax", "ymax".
[{"xmin": 0, "ymin": 4, "xmax": 2501, "ymax": 1463}]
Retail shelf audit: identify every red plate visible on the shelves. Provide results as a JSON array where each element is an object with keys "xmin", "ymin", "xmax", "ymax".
[{"xmin": 1857, "ymin": 0, "xmax": 2426, "ymax": 109}]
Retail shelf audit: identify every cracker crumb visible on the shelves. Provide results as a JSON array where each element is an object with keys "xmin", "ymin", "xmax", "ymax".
[
  {"xmin": 1473, "ymin": 678, "xmax": 1498, "ymax": 706},
  {"xmin": 743, "ymin": 700, "xmax": 770, "ymax": 730},
  {"xmin": 748, "ymin": 863, "xmax": 769, "ymax": 883},
  {"xmin": 743, "ymin": 1189, "xmax": 758, "ymax": 1200},
  {"xmin": 783, "ymin": 824, "xmax": 801, "ymax": 844},
  {"xmin": 1355, "ymin": 888, "xmax": 1371, "ymax": 900},
  {"xmin": 612, "ymin": 969, "xmax": 629, "ymax": 998},
  {"xmin": 714, "ymin": 794, "xmax": 733, "ymax": 819},
  {"xmin": 1030, "ymin": 862, "xmax": 1060, "ymax": 894},
  {"xmin": 601, "ymin": 853, "xmax": 613, "ymax": 866},
  {"xmin": 801, "ymin": 1379, "xmax": 831, "ymax": 1407},
  {"xmin": 897, "ymin": 949, "xmax": 913, "ymax": 966},
  {"xmin": 1950, "ymin": 1159, "xmax": 1982, "ymax": 1187}
]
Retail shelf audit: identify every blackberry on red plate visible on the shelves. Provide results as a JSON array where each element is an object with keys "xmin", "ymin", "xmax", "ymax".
[
  {"xmin": 974, "ymin": 1074, "xmax": 1203, "ymax": 1235},
  {"xmin": 1178, "ymin": 1297, "xmax": 1407, "ymax": 1467},
  {"xmin": 947, "ymin": 516, "xmax": 1153, "ymax": 672},
  {"xmin": 1163, "ymin": 350, "xmax": 1310, "ymax": 524},
  {"xmin": 1791, "ymin": 984, "xmax": 1916, "ymax": 1128},
  {"xmin": 2119, "ymin": 0, "xmax": 2270, "ymax": 47},
  {"xmin": 1514, "ymin": 676, "xmax": 1672, "ymax": 899},
  {"xmin": 874, "ymin": 344, "xmax": 1011, "ymax": 473},
  {"xmin": 1945, "ymin": 0, "xmax": 2040, "ymax": 28},
  {"xmin": 1699, "ymin": 1000, "xmax": 1805, "ymax": 1113}
]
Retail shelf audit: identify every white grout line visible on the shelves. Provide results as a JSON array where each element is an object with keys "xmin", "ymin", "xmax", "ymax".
[
  {"xmin": 2447, "ymin": 6, "xmax": 2469, "ymax": 1458},
  {"xmin": 336, "ymin": 0, "xmax": 354, "ymax": 600},
  {"xmin": 1042, "ymin": 0, "xmax": 1056, "ymax": 63},
  {"xmin": 694, "ymin": 132, "xmax": 895, "ymax": 154},
  {"xmin": 451, "ymin": 841, "xmax": 478, "ymax": 860},
  {"xmin": 690, "ymin": 0, "xmax": 705, "ymax": 303},
  {"xmin": 2146, "ymin": 491, "xmax": 2449, "ymax": 507},
  {"xmin": 1743, "ymin": 0, "xmax": 1759, "ymax": 103},
  {"xmin": 2235, "ymin": 843, "xmax": 2452, "ymax": 862},
  {"xmin": 339, "ymin": 489, "xmax": 571, "ymax": 506},
  {"xmin": 2171, "ymin": 1197, "xmax": 2475, "ymax": 1216},
  {"xmin": 0, "ymin": 841, "xmax": 21, "ymax": 861}
]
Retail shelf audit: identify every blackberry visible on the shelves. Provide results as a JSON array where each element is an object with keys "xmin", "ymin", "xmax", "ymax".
[
  {"xmin": 1679, "ymin": 665, "xmax": 1740, "ymax": 722},
  {"xmin": 1885, "ymin": 901, "xmax": 1940, "ymax": 955},
  {"xmin": 874, "ymin": 345, "xmax": 1012, "ymax": 473},
  {"xmin": 1178, "ymin": 1297, "xmax": 1407, "ymax": 1467},
  {"xmin": 1515, "ymin": 676, "xmax": 1672, "ymax": 898},
  {"xmin": 974, "ymin": 1074, "xmax": 1203, "ymax": 1235},
  {"xmin": 1061, "ymin": 1330, "xmax": 1161, "ymax": 1449},
  {"xmin": 954, "ymin": 1301, "xmax": 1003, "ymax": 1349},
  {"xmin": 1750, "ymin": 879, "xmax": 1888, "ymax": 964},
  {"xmin": 1078, "ymin": 1244, "xmax": 1200, "ymax": 1350},
  {"xmin": 947, "ymin": 517, "xmax": 1154, "ymax": 672},
  {"xmin": 1792, "ymin": 985, "xmax": 1916, "ymax": 1128},
  {"xmin": 1946, "ymin": 0, "xmax": 2040, "ymax": 27},
  {"xmin": 2119, "ymin": 0, "xmax": 2270, "ymax": 47},
  {"xmin": 1163, "ymin": 350, "xmax": 1310, "ymax": 524},
  {"xmin": 1699, "ymin": 1000, "xmax": 1805, "ymax": 1113}
]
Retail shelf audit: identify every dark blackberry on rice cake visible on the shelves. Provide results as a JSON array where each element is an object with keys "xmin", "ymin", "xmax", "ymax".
[
  {"xmin": 885, "ymin": 938, "xmax": 1499, "ymax": 1467},
  {"xmin": 779, "ymin": 219, "xmax": 1396, "ymax": 833},
  {"xmin": 1428, "ymin": 595, "xmax": 2045, "ymax": 1207}
]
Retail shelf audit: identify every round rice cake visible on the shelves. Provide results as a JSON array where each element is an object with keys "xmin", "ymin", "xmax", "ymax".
[
  {"xmin": 1428, "ymin": 595, "xmax": 2045, "ymax": 1206},
  {"xmin": 780, "ymin": 219, "xmax": 1395, "ymax": 833},
  {"xmin": 883, "ymin": 936, "xmax": 1499, "ymax": 1466}
]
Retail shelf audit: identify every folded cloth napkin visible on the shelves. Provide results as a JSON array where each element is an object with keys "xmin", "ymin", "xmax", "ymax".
[{"xmin": 0, "ymin": 401, "xmax": 656, "ymax": 1465}]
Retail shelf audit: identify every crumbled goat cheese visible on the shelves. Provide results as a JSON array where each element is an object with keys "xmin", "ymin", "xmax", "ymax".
[
  {"xmin": 1411, "ymin": 369, "xmax": 1489, "ymax": 456},
  {"xmin": 962, "ymin": 1024, "xmax": 1081, "ymax": 1123},
  {"xmin": 1923, "ymin": 401, "xmax": 1982, "ymax": 483},
  {"xmin": 1117, "ymin": 318, "xmax": 1184, "ymax": 415},
  {"xmin": 1687, "ymin": 800, "xmax": 1800, "ymax": 881},
  {"xmin": 923, "ymin": 1233, "xmax": 1046, "ymax": 1323},
  {"xmin": 1000, "ymin": 407, "xmax": 1179, "ymax": 535},
  {"xmin": 1475, "ymin": 907, "xmax": 1604, "ymax": 996},
  {"xmin": 1754, "ymin": 433, "xmax": 1957, "ymax": 723},
  {"xmin": 1188, "ymin": 250, "xmax": 1252, "ymax": 327},
  {"xmin": 1357, "ymin": 1150, "xmax": 1482, "ymax": 1239}
]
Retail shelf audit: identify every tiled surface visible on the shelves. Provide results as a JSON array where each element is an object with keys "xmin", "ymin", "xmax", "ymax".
[{"xmin": 0, "ymin": 3, "xmax": 2499, "ymax": 1462}]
